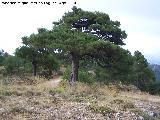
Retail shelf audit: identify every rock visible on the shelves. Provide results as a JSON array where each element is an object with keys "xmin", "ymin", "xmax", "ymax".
[
  {"xmin": 0, "ymin": 108, "xmax": 6, "ymax": 113},
  {"xmin": 115, "ymin": 112, "xmax": 121, "ymax": 117},
  {"xmin": 137, "ymin": 116, "xmax": 144, "ymax": 120},
  {"xmin": 148, "ymin": 111, "xmax": 158, "ymax": 118}
]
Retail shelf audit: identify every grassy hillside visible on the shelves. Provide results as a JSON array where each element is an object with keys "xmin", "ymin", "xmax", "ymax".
[{"xmin": 0, "ymin": 76, "xmax": 160, "ymax": 120}]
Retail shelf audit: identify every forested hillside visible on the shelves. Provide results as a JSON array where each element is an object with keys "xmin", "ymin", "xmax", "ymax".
[{"xmin": 150, "ymin": 64, "xmax": 160, "ymax": 80}]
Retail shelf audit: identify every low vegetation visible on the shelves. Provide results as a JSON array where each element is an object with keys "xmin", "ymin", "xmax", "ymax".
[{"xmin": 0, "ymin": 76, "xmax": 160, "ymax": 120}]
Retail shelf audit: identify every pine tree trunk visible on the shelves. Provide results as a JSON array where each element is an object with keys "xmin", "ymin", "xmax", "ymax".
[
  {"xmin": 33, "ymin": 64, "xmax": 37, "ymax": 76},
  {"xmin": 70, "ymin": 52, "xmax": 79, "ymax": 83},
  {"xmin": 32, "ymin": 60, "xmax": 37, "ymax": 76}
]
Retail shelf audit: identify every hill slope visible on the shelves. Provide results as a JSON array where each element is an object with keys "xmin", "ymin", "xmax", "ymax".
[{"xmin": 0, "ymin": 76, "xmax": 160, "ymax": 120}]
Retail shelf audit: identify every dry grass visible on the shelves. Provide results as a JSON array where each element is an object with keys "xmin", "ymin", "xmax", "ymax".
[
  {"xmin": 60, "ymin": 81, "xmax": 119, "ymax": 96},
  {"xmin": 0, "ymin": 76, "xmax": 160, "ymax": 120}
]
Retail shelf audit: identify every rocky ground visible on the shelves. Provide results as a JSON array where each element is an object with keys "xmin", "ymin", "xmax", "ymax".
[{"xmin": 0, "ymin": 76, "xmax": 160, "ymax": 120}]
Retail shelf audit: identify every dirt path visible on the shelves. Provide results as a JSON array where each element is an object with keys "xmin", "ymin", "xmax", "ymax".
[{"xmin": 39, "ymin": 76, "xmax": 62, "ymax": 88}]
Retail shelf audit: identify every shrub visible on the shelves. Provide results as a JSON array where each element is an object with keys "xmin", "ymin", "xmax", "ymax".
[
  {"xmin": 1, "ymin": 76, "xmax": 13, "ymax": 85},
  {"xmin": 38, "ymin": 70, "xmax": 53, "ymax": 79},
  {"xmin": 87, "ymin": 104, "xmax": 115, "ymax": 116},
  {"xmin": 3, "ymin": 56, "xmax": 23, "ymax": 75},
  {"xmin": 121, "ymin": 101, "xmax": 135, "ymax": 110},
  {"xmin": 49, "ymin": 87, "xmax": 65, "ymax": 94},
  {"xmin": 147, "ymin": 81, "xmax": 160, "ymax": 95},
  {"xmin": 63, "ymin": 66, "xmax": 96, "ymax": 85}
]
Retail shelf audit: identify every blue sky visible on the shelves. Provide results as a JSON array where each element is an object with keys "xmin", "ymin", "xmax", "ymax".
[{"xmin": 0, "ymin": 0, "xmax": 160, "ymax": 64}]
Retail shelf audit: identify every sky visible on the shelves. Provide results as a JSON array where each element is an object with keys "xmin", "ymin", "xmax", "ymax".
[{"xmin": 0, "ymin": 0, "xmax": 160, "ymax": 64}]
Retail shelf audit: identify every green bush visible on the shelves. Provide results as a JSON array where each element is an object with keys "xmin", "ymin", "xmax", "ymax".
[
  {"xmin": 147, "ymin": 81, "xmax": 160, "ymax": 95},
  {"xmin": 3, "ymin": 56, "xmax": 24, "ymax": 75},
  {"xmin": 3, "ymin": 56, "xmax": 32, "ymax": 76},
  {"xmin": 23, "ymin": 62, "xmax": 32, "ymax": 73},
  {"xmin": 63, "ymin": 66, "xmax": 96, "ymax": 85},
  {"xmin": 95, "ymin": 66, "xmax": 111, "ymax": 84},
  {"xmin": 49, "ymin": 87, "xmax": 65, "ymax": 94},
  {"xmin": 62, "ymin": 66, "xmax": 71, "ymax": 81}
]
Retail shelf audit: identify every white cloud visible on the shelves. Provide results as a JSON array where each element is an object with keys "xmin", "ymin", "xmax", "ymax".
[{"xmin": 123, "ymin": 32, "xmax": 160, "ymax": 54}]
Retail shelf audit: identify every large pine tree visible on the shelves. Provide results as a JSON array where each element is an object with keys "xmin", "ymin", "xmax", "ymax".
[
  {"xmin": 49, "ymin": 7, "xmax": 127, "ymax": 82},
  {"xmin": 18, "ymin": 7, "xmax": 127, "ymax": 82}
]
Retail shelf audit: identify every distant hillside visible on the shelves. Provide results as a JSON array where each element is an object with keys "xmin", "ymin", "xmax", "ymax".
[{"xmin": 150, "ymin": 64, "xmax": 160, "ymax": 81}]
